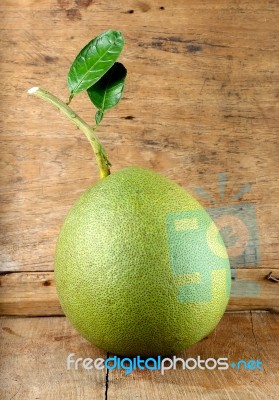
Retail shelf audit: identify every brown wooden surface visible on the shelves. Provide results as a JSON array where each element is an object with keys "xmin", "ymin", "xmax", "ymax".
[
  {"xmin": 1, "ymin": 268, "xmax": 278, "ymax": 316},
  {"xmin": 1, "ymin": 0, "xmax": 279, "ymax": 313},
  {"xmin": 0, "ymin": 316, "xmax": 107, "ymax": 400},
  {"xmin": 1, "ymin": 312, "xmax": 278, "ymax": 399},
  {"xmin": 1, "ymin": 2, "xmax": 278, "ymax": 399}
]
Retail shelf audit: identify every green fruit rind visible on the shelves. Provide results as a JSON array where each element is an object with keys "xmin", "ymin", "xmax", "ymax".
[{"xmin": 55, "ymin": 166, "xmax": 231, "ymax": 356}]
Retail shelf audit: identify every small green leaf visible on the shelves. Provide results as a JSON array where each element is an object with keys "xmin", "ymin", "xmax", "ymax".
[
  {"xmin": 68, "ymin": 30, "xmax": 124, "ymax": 96},
  {"xmin": 95, "ymin": 110, "xmax": 104, "ymax": 125},
  {"xmin": 87, "ymin": 62, "xmax": 127, "ymax": 117}
]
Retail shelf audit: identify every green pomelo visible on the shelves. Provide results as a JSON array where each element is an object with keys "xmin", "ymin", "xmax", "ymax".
[{"xmin": 55, "ymin": 166, "xmax": 231, "ymax": 356}]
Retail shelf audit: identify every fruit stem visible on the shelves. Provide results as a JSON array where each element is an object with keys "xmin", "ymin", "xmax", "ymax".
[{"xmin": 27, "ymin": 87, "xmax": 111, "ymax": 179}]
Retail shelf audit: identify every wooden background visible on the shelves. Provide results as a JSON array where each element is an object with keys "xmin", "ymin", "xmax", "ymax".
[
  {"xmin": 0, "ymin": 0, "xmax": 278, "ymax": 399},
  {"xmin": 0, "ymin": 0, "xmax": 278, "ymax": 315}
]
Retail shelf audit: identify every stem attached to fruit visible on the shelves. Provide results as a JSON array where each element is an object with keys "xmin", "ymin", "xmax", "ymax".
[{"xmin": 27, "ymin": 87, "xmax": 111, "ymax": 179}]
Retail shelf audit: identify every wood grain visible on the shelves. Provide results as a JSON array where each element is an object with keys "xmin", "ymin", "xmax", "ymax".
[
  {"xmin": 1, "ymin": 2, "xmax": 278, "ymax": 399},
  {"xmin": 0, "ymin": 271, "xmax": 63, "ymax": 316},
  {"xmin": 0, "ymin": 269, "xmax": 278, "ymax": 316},
  {"xmin": 0, "ymin": 312, "xmax": 278, "ymax": 399},
  {"xmin": 108, "ymin": 312, "xmax": 279, "ymax": 400},
  {"xmin": 0, "ymin": 0, "xmax": 278, "ymax": 274},
  {"xmin": 0, "ymin": 316, "xmax": 107, "ymax": 400}
]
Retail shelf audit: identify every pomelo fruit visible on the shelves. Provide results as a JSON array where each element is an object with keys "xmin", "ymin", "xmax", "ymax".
[
  {"xmin": 28, "ymin": 31, "xmax": 231, "ymax": 357},
  {"xmin": 55, "ymin": 166, "xmax": 231, "ymax": 356}
]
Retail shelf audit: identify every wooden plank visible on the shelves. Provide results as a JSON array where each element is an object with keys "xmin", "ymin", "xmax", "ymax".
[
  {"xmin": 0, "ymin": 0, "xmax": 278, "ymax": 273},
  {"xmin": 0, "ymin": 316, "xmax": 107, "ymax": 400},
  {"xmin": 229, "ymin": 268, "xmax": 279, "ymax": 312},
  {"xmin": 0, "ymin": 272, "xmax": 63, "ymax": 316},
  {"xmin": 0, "ymin": 312, "xmax": 278, "ymax": 399},
  {"xmin": 108, "ymin": 312, "xmax": 279, "ymax": 400},
  {"xmin": 0, "ymin": 270, "xmax": 278, "ymax": 316}
]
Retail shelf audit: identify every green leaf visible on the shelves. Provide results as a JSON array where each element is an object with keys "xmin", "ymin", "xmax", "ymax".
[
  {"xmin": 68, "ymin": 30, "xmax": 124, "ymax": 96},
  {"xmin": 87, "ymin": 62, "xmax": 127, "ymax": 119}
]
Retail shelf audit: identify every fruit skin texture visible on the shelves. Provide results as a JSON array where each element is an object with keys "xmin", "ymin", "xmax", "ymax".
[{"xmin": 55, "ymin": 166, "xmax": 231, "ymax": 356}]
